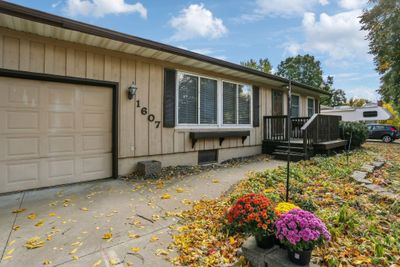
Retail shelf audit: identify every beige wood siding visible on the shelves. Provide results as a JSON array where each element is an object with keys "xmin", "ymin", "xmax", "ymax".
[
  {"xmin": 0, "ymin": 77, "xmax": 112, "ymax": 193},
  {"xmin": 0, "ymin": 28, "xmax": 278, "ymax": 168}
]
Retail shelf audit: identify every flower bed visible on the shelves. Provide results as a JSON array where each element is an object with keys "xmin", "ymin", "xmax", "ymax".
[{"xmin": 171, "ymin": 145, "xmax": 400, "ymax": 266}]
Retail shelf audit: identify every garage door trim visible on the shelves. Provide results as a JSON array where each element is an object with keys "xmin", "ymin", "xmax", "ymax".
[{"xmin": 0, "ymin": 67, "xmax": 119, "ymax": 181}]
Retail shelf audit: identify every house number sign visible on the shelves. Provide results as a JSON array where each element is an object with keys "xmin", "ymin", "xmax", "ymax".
[{"xmin": 136, "ymin": 100, "xmax": 161, "ymax": 128}]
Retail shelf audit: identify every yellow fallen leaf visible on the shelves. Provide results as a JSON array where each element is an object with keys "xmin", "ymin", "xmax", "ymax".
[
  {"xmin": 128, "ymin": 233, "xmax": 140, "ymax": 239},
  {"xmin": 109, "ymin": 258, "xmax": 119, "ymax": 265},
  {"xmin": 229, "ymin": 236, "xmax": 235, "ymax": 245},
  {"xmin": 152, "ymin": 214, "xmax": 160, "ymax": 221},
  {"xmin": 92, "ymin": 259, "xmax": 102, "ymax": 267},
  {"xmin": 126, "ymin": 260, "xmax": 133, "ymax": 266},
  {"xmin": 25, "ymin": 237, "xmax": 45, "ymax": 249},
  {"xmin": 6, "ymin": 248, "xmax": 15, "ymax": 255},
  {"xmin": 8, "ymin": 240, "xmax": 16, "ymax": 246},
  {"xmin": 12, "ymin": 208, "xmax": 26, "ymax": 213},
  {"xmin": 150, "ymin": 235, "xmax": 159, "ymax": 242},
  {"xmin": 27, "ymin": 213, "xmax": 37, "ymax": 220},
  {"xmin": 161, "ymin": 193, "xmax": 171, "ymax": 200},
  {"xmin": 71, "ymin": 241, "xmax": 82, "ymax": 246},
  {"xmin": 69, "ymin": 247, "xmax": 78, "ymax": 254},
  {"xmin": 102, "ymin": 232, "xmax": 112, "ymax": 240},
  {"xmin": 131, "ymin": 247, "xmax": 140, "ymax": 252},
  {"xmin": 13, "ymin": 226, "xmax": 20, "ymax": 231},
  {"xmin": 3, "ymin": 255, "xmax": 12, "ymax": 260},
  {"xmin": 72, "ymin": 255, "xmax": 79, "ymax": 260},
  {"xmin": 155, "ymin": 249, "xmax": 169, "ymax": 256},
  {"xmin": 212, "ymin": 179, "xmax": 219, "ymax": 183},
  {"xmin": 35, "ymin": 220, "xmax": 45, "ymax": 227},
  {"xmin": 48, "ymin": 213, "xmax": 56, "ymax": 217},
  {"xmin": 176, "ymin": 187, "xmax": 184, "ymax": 193},
  {"xmin": 43, "ymin": 260, "xmax": 52, "ymax": 265},
  {"xmin": 264, "ymin": 188, "xmax": 274, "ymax": 193},
  {"xmin": 80, "ymin": 207, "xmax": 89, "ymax": 211}
]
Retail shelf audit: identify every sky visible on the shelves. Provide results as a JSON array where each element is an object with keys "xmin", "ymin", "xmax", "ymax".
[{"xmin": 8, "ymin": 0, "xmax": 380, "ymax": 101}]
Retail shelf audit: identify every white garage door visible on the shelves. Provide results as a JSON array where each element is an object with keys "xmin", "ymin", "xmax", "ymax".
[{"xmin": 0, "ymin": 77, "xmax": 113, "ymax": 193}]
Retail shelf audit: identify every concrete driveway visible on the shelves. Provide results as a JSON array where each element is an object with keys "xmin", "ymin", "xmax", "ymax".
[{"xmin": 0, "ymin": 159, "xmax": 284, "ymax": 267}]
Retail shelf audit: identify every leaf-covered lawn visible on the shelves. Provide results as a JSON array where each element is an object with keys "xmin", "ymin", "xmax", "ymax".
[{"xmin": 172, "ymin": 144, "xmax": 400, "ymax": 267}]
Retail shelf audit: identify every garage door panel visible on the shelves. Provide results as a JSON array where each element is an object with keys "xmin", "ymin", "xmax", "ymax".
[
  {"xmin": 82, "ymin": 112, "xmax": 111, "ymax": 130},
  {"xmin": 0, "ymin": 80, "xmax": 40, "ymax": 108},
  {"xmin": 48, "ymin": 135, "xmax": 75, "ymax": 155},
  {"xmin": 0, "ymin": 77, "xmax": 113, "ymax": 193},
  {"xmin": 48, "ymin": 112, "xmax": 75, "ymax": 130},
  {"xmin": 6, "ymin": 136, "xmax": 40, "ymax": 159},
  {"xmin": 6, "ymin": 110, "xmax": 39, "ymax": 131}
]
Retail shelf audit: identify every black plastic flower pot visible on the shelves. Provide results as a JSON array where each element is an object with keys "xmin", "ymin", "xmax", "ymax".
[
  {"xmin": 255, "ymin": 234, "xmax": 274, "ymax": 249},
  {"xmin": 274, "ymin": 236, "xmax": 286, "ymax": 249},
  {"xmin": 288, "ymin": 249, "xmax": 312, "ymax": 266}
]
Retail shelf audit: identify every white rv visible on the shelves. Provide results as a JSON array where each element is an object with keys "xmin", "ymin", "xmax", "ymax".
[{"xmin": 321, "ymin": 103, "xmax": 392, "ymax": 122}]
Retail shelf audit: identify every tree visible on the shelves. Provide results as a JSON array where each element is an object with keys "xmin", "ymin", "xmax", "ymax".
[
  {"xmin": 380, "ymin": 102, "xmax": 400, "ymax": 128},
  {"xmin": 347, "ymin": 98, "xmax": 370, "ymax": 107},
  {"xmin": 320, "ymin": 76, "xmax": 347, "ymax": 106},
  {"xmin": 360, "ymin": 0, "xmax": 400, "ymax": 112},
  {"xmin": 276, "ymin": 54, "xmax": 324, "ymax": 88},
  {"xmin": 240, "ymin": 58, "xmax": 272, "ymax": 73}
]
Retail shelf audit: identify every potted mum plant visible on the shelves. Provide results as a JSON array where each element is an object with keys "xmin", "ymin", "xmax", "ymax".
[
  {"xmin": 227, "ymin": 193, "xmax": 277, "ymax": 249},
  {"xmin": 274, "ymin": 202, "xmax": 300, "ymax": 247},
  {"xmin": 275, "ymin": 209, "xmax": 331, "ymax": 265}
]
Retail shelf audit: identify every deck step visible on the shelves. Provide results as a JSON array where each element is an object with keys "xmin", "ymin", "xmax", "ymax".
[
  {"xmin": 272, "ymin": 151, "xmax": 307, "ymax": 161},
  {"xmin": 275, "ymin": 145, "xmax": 305, "ymax": 152}
]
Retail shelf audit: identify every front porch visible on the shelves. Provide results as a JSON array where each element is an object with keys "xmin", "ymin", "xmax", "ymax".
[{"xmin": 262, "ymin": 114, "xmax": 347, "ymax": 160}]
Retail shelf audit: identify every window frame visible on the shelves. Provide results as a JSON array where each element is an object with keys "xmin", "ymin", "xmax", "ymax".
[
  {"xmin": 307, "ymin": 96, "xmax": 315, "ymax": 117},
  {"xmin": 175, "ymin": 70, "xmax": 252, "ymax": 129},
  {"xmin": 290, "ymin": 93, "xmax": 301, "ymax": 118}
]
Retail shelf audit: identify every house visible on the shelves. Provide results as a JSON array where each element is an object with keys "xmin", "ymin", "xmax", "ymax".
[
  {"xmin": 0, "ymin": 2, "xmax": 338, "ymax": 194},
  {"xmin": 321, "ymin": 103, "xmax": 392, "ymax": 122}
]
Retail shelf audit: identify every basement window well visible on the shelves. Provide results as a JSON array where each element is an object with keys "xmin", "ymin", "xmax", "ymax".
[{"xmin": 198, "ymin": 150, "xmax": 218, "ymax": 165}]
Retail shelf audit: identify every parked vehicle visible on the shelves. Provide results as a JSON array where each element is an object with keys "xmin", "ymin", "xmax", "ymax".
[{"xmin": 367, "ymin": 124, "xmax": 398, "ymax": 143}]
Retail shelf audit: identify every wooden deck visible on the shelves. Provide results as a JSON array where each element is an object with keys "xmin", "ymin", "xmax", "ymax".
[{"xmin": 262, "ymin": 114, "xmax": 346, "ymax": 161}]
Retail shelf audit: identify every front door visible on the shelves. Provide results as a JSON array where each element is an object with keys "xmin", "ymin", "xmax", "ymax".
[{"xmin": 271, "ymin": 90, "xmax": 284, "ymax": 138}]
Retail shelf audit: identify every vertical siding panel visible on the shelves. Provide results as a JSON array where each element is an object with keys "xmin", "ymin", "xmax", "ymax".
[
  {"xmin": 74, "ymin": 50, "xmax": 86, "ymax": 78},
  {"xmin": 161, "ymin": 68, "xmax": 175, "ymax": 154},
  {"xmin": 29, "ymin": 42, "xmax": 45, "ymax": 73},
  {"xmin": 66, "ymin": 48, "xmax": 75, "ymax": 76},
  {"xmin": 0, "ymin": 34, "xmax": 3, "ymax": 68},
  {"xmin": 19, "ymin": 39, "xmax": 30, "ymax": 71},
  {"xmin": 134, "ymin": 61, "xmax": 149, "ymax": 156},
  {"xmin": 148, "ymin": 64, "xmax": 162, "ymax": 155},
  {"xmin": 119, "ymin": 59, "xmax": 136, "ymax": 157},
  {"xmin": 92, "ymin": 54, "xmax": 104, "ymax": 80},
  {"xmin": 86, "ymin": 52, "xmax": 94, "ymax": 79},
  {"xmin": 44, "ymin": 43, "xmax": 54, "ymax": 74},
  {"xmin": 174, "ymin": 132, "xmax": 185, "ymax": 153},
  {"xmin": 53, "ymin": 46, "xmax": 66, "ymax": 75},
  {"xmin": 3, "ymin": 36, "xmax": 19, "ymax": 70},
  {"xmin": 204, "ymin": 139, "xmax": 214, "ymax": 150},
  {"xmin": 104, "ymin": 55, "xmax": 120, "ymax": 82}
]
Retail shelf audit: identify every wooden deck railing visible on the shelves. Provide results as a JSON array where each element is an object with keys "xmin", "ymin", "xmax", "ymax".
[
  {"xmin": 300, "ymin": 114, "xmax": 341, "ymax": 157},
  {"xmin": 263, "ymin": 116, "xmax": 310, "ymax": 141}
]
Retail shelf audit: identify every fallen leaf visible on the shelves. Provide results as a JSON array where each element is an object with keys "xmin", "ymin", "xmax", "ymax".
[
  {"xmin": 102, "ymin": 232, "xmax": 112, "ymax": 240},
  {"xmin": 229, "ymin": 236, "xmax": 235, "ymax": 245},
  {"xmin": 12, "ymin": 226, "xmax": 20, "ymax": 231},
  {"xmin": 161, "ymin": 193, "xmax": 171, "ymax": 200},
  {"xmin": 6, "ymin": 248, "xmax": 15, "ymax": 255},
  {"xmin": 8, "ymin": 240, "xmax": 16, "ymax": 246},
  {"xmin": 152, "ymin": 214, "xmax": 160, "ymax": 221},
  {"xmin": 176, "ymin": 187, "xmax": 184, "ymax": 193},
  {"xmin": 212, "ymin": 179, "xmax": 219, "ymax": 183},
  {"xmin": 109, "ymin": 258, "xmax": 120, "ymax": 265},
  {"xmin": 43, "ymin": 260, "xmax": 52, "ymax": 265},
  {"xmin": 12, "ymin": 208, "xmax": 26, "ymax": 213},
  {"xmin": 155, "ymin": 249, "xmax": 169, "ymax": 256},
  {"xmin": 150, "ymin": 235, "xmax": 159, "ymax": 242},
  {"xmin": 80, "ymin": 207, "xmax": 89, "ymax": 211},
  {"xmin": 35, "ymin": 220, "xmax": 45, "ymax": 227},
  {"xmin": 72, "ymin": 255, "xmax": 79, "ymax": 260},
  {"xmin": 48, "ymin": 213, "xmax": 56, "ymax": 217},
  {"xmin": 131, "ymin": 247, "xmax": 140, "ymax": 252},
  {"xmin": 27, "ymin": 213, "xmax": 37, "ymax": 220},
  {"xmin": 92, "ymin": 259, "xmax": 102, "ymax": 267},
  {"xmin": 128, "ymin": 233, "xmax": 140, "ymax": 239},
  {"xmin": 69, "ymin": 247, "xmax": 78, "ymax": 254},
  {"xmin": 25, "ymin": 237, "xmax": 45, "ymax": 249},
  {"xmin": 3, "ymin": 256, "xmax": 12, "ymax": 261}
]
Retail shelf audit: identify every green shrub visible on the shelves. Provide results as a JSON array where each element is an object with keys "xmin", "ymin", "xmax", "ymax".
[{"xmin": 339, "ymin": 121, "xmax": 368, "ymax": 148}]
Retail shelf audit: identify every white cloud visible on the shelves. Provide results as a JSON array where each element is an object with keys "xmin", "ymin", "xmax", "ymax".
[
  {"xmin": 252, "ymin": 0, "xmax": 325, "ymax": 18},
  {"xmin": 169, "ymin": 4, "xmax": 227, "ymax": 41},
  {"xmin": 338, "ymin": 0, "xmax": 368, "ymax": 9},
  {"xmin": 345, "ymin": 87, "xmax": 379, "ymax": 101},
  {"xmin": 285, "ymin": 10, "xmax": 369, "ymax": 62},
  {"xmin": 64, "ymin": 0, "xmax": 147, "ymax": 18}
]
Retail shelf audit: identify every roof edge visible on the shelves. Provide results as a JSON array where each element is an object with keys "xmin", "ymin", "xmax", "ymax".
[{"xmin": 0, "ymin": 1, "xmax": 330, "ymax": 96}]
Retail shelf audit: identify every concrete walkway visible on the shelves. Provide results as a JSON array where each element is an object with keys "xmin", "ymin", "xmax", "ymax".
[{"xmin": 0, "ymin": 159, "xmax": 284, "ymax": 267}]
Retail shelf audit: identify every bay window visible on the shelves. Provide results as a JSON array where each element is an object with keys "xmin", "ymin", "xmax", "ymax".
[{"xmin": 177, "ymin": 71, "xmax": 252, "ymax": 127}]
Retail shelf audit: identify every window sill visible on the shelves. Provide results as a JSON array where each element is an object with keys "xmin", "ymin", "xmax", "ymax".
[{"xmin": 175, "ymin": 125, "xmax": 253, "ymax": 131}]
